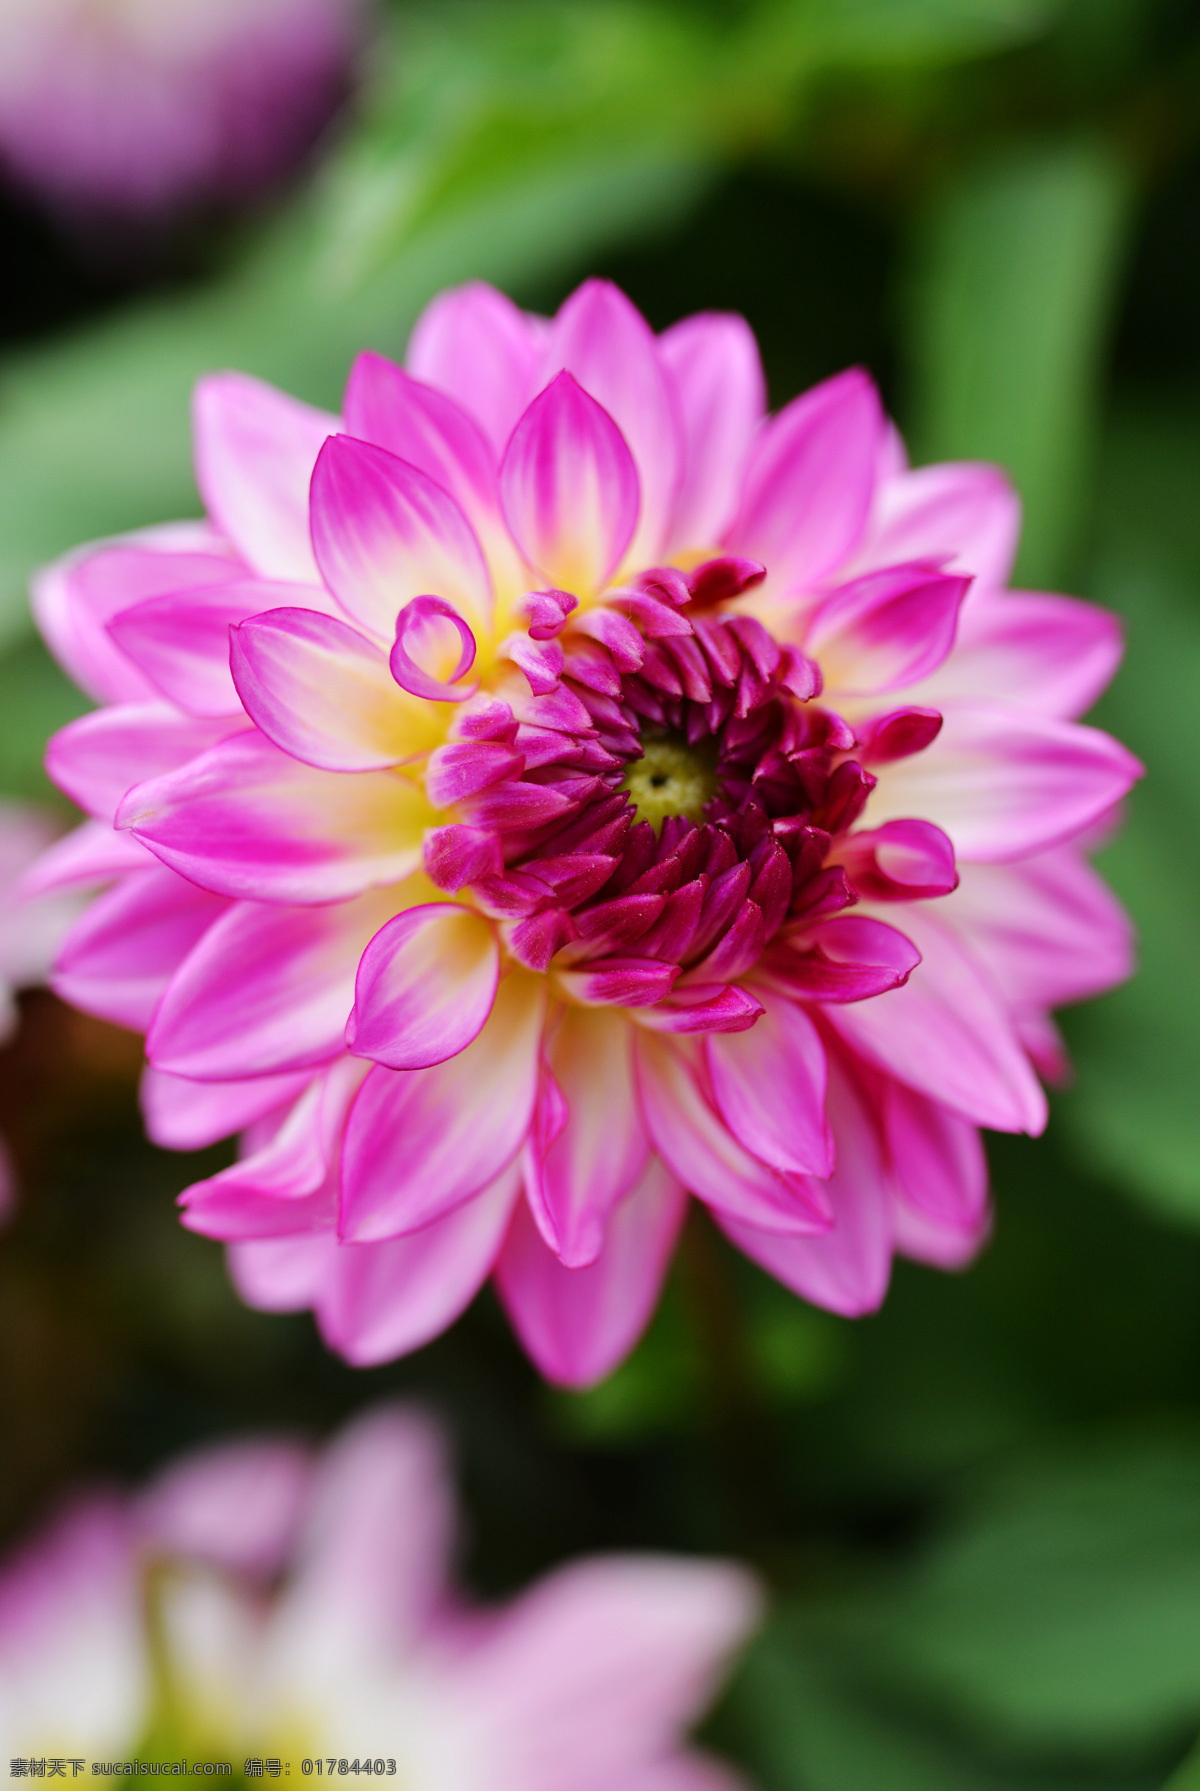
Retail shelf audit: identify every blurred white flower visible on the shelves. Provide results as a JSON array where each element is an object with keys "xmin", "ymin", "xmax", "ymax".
[
  {"xmin": 0, "ymin": 0, "xmax": 367, "ymax": 222},
  {"xmin": 0, "ymin": 1404, "xmax": 762, "ymax": 1784}
]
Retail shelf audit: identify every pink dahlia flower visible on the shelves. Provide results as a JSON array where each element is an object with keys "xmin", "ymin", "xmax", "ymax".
[
  {"xmin": 0, "ymin": 1403, "xmax": 759, "ymax": 1778},
  {"xmin": 31, "ymin": 279, "xmax": 1140, "ymax": 1384},
  {"xmin": 0, "ymin": 0, "xmax": 365, "ymax": 222}
]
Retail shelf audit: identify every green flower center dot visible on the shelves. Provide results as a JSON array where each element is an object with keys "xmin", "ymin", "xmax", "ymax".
[{"xmin": 620, "ymin": 731, "xmax": 718, "ymax": 832}]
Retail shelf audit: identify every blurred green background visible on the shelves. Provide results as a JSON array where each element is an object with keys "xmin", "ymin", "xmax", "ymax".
[{"xmin": 3, "ymin": 0, "xmax": 1200, "ymax": 1784}]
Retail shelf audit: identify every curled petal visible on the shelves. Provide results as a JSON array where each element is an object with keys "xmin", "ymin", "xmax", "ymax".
[
  {"xmin": 836, "ymin": 820, "xmax": 958, "ymax": 902},
  {"xmin": 310, "ymin": 435, "xmax": 492, "ymax": 638},
  {"xmin": 347, "ymin": 904, "xmax": 500, "ymax": 1071},
  {"xmin": 390, "ymin": 595, "xmax": 478, "ymax": 703},
  {"xmin": 763, "ymin": 915, "xmax": 921, "ymax": 1003},
  {"xmin": 499, "ymin": 372, "xmax": 640, "ymax": 592},
  {"xmin": 233, "ymin": 607, "xmax": 446, "ymax": 770},
  {"xmin": 496, "ymin": 1158, "xmax": 686, "ymax": 1389}
]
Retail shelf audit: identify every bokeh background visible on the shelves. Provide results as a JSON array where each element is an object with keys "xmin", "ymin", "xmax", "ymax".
[{"xmin": 2, "ymin": 1, "xmax": 1200, "ymax": 1784}]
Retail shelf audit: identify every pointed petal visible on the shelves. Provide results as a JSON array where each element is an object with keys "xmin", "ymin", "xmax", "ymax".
[
  {"xmin": 523, "ymin": 1006, "xmax": 649, "ymax": 1268},
  {"xmin": 406, "ymin": 280, "xmax": 546, "ymax": 456},
  {"xmin": 231, "ymin": 607, "xmax": 445, "ymax": 771},
  {"xmin": 805, "ymin": 564, "xmax": 969, "ymax": 695},
  {"xmin": 763, "ymin": 915, "xmax": 921, "ymax": 1003},
  {"xmin": 856, "ymin": 462, "xmax": 1021, "ymax": 594},
  {"xmin": 913, "ymin": 591, "xmax": 1124, "ymax": 719},
  {"xmin": 193, "ymin": 373, "xmax": 338, "ymax": 582},
  {"xmin": 541, "ymin": 280, "xmax": 681, "ymax": 564},
  {"xmin": 149, "ymin": 890, "xmax": 396, "ymax": 1080},
  {"xmin": 883, "ymin": 1077, "xmax": 988, "ymax": 1232},
  {"xmin": 347, "ymin": 903, "xmax": 499, "ymax": 1071},
  {"xmin": 108, "ymin": 579, "xmax": 329, "ymax": 717},
  {"xmin": 939, "ymin": 847, "xmax": 1134, "ymax": 1012},
  {"xmin": 660, "ymin": 311, "xmax": 766, "ymax": 552},
  {"xmin": 310, "ymin": 434, "xmax": 492, "ymax": 637},
  {"xmin": 117, "ymin": 731, "xmax": 434, "ymax": 904},
  {"xmin": 826, "ymin": 903, "xmax": 1047, "ymax": 1133},
  {"xmin": 141, "ymin": 1065, "xmax": 310, "ymax": 1150},
  {"xmin": 867, "ymin": 703, "xmax": 1143, "ymax": 862},
  {"xmin": 343, "ymin": 352, "xmax": 499, "ymax": 533},
  {"xmin": 52, "ymin": 866, "xmax": 227, "ymax": 1031},
  {"xmin": 496, "ymin": 1158, "xmax": 686, "ymax": 1387},
  {"xmin": 34, "ymin": 536, "xmax": 242, "ymax": 705},
  {"xmin": 19, "ymin": 819, "xmax": 151, "ymax": 897},
  {"xmin": 729, "ymin": 369, "xmax": 883, "ymax": 596},
  {"xmin": 499, "ymin": 372, "xmax": 639, "ymax": 592},
  {"xmin": 704, "ymin": 995, "xmax": 831, "ymax": 1176},
  {"xmin": 316, "ymin": 1164, "xmax": 521, "ymax": 1366},
  {"xmin": 634, "ymin": 1032, "xmax": 830, "ymax": 1235},
  {"xmin": 716, "ymin": 1057, "xmax": 893, "ymax": 1317},
  {"xmin": 339, "ymin": 971, "xmax": 545, "ymax": 1240},
  {"xmin": 46, "ymin": 705, "xmax": 242, "ymax": 821}
]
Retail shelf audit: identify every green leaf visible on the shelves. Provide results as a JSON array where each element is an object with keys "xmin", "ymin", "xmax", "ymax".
[
  {"xmin": 902, "ymin": 139, "xmax": 1135, "ymax": 587},
  {"xmin": 1061, "ymin": 395, "xmax": 1200, "ymax": 1224},
  {"xmin": 769, "ymin": 0, "xmax": 1060, "ymax": 67},
  {"xmin": 805, "ymin": 1435, "xmax": 1200, "ymax": 1758}
]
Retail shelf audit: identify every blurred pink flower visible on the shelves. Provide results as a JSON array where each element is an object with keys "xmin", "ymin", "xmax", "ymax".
[
  {"xmin": 0, "ymin": 1403, "xmax": 760, "ymax": 1779},
  {"xmin": 0, "ymin": 801, "xmax": 79, "ymax": 1222},
  {"xmin": 32, "ymin": 280, "xmax": 1140, "ymax": 1383},
  {"xmin": 0, "ymin": 0, "xmax": 366, "ymax": 222}
]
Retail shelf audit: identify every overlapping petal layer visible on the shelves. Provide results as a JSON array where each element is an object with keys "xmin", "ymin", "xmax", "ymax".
[{"xmin": 33, "ymin": 277, "xmax": 1139, "ymax": 1385}]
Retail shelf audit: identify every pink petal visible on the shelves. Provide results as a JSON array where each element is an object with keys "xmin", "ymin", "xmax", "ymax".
[
  {"xmin": 339, "ymin": 971, "xmax": 545, "ymax": 1240},
  {"xmin": 347, "ymin": 903, "xmax": 500, "ymax": 1071},
  {"xmin": 938, "ymin": 847, "xmax": 1134, "ymax": 1012},
  {"xmin": 889, "ymin": 1190, "xmax": 990, "ymax": 1271},
  {"xmin": 836, "ymin": 819, "xmax": 958, "ymax": 902},
  {"xmin": 855, "ymin": 462, "xmax": 1021, "ymax": 594},
  {"xmin": 540, "ymin": 280, "xmax": 681, "ymax": 565},
  {"xmin": 826, "ymin": 903, "xmax": 1047, "ymax": 1133},
  {"xmin": 34, "ymin": 536, "xmax": 243, "ymax": 705},
  {"xmin": 883, "ymin": 1077, "xmax": 988, "ymax": 1232},
  {"xmin": 763, "ymin": 914, "xmax": 921, "ymax": 1003},
  {"xmin": 455, "ymin": 1546, "xmax": 761, "ymax": 1778},
  {"xmin": 310, "ymin": 434, "xmax": 493, "ymax": 638},
  {"xmin": 660, "ymin": 311, "xmax": 766, "ymax": 553},
  {"xmin": 804, "ymin": 564, "xmax": 969, "ymax": 695},
  {"xmin": 867, "ymin": 703, "xmax": 1143, "ymax": 863},
  {"xmin": 555, "ymin": 956, "xmax": 680, "ymax": 1008},
  {"xmin": 228, "ymin": 1232, "xmax": 333, "ymax": 1313},
  {"xmin": 137, "ymin": 1439, "xmax": 311, "ymax": 1580},
  {"xmin": 634, "ymin": 1032, "xmax": 831, "ymax": 1235},
  {"xmin": 717, "ymin": 1057, "xmax": 894, "ymax": 1317},
  {"xmin": 496, "ymin": 1158, "xmax": 687, "ymax": 1388},
  {"xmin": 117, "ymin": 730, "xmax": 433, "ymax": 904},
  {"xmin": 315, "ymin": 1164, "xmax": 521, "ymax": 1366},
  {"xmin": 406, "ymin": 280, "xmax": 546, "ymax": 456},
  {"xmin": 52, "ymin": 866, "xmax": 227, "ymax": 1031},
  {"xmin": 343, "ymin": 352, "xmax": 502, "ymax": 542},
  {"xmin": 193, "ymin": 373, "xmax": 338, "ymax": 582},
  {"xmin": 108, "ymin": 579, "xmax": 326, "ymax": 718},
  {"xmin": 704, "ymin": 994, "xmax": 832, "ymax": 1176},
  {"xmin": 141, "ymin": 1064, "xmax": 311, "ymax": 1150},
  {"xmin": 499, "ymin": 372, "xmax": 640, "ymax": 592},
  {"xmin": 149, "ymin": 890, "xmax": 396, "ymax": 1080},
  {"xmin": 46, "ymin": 704, "xmax": 242, "ymax": 821},
  {"xmin": 913, "ymin": 591, "xmax": 1124, "ymax": 719},
  {"xmin": 18, "ymin": 820, "xmax": 150, "ymax": 897},
  {"xmin": 522, "ymin": 1006, "xmax": 649, "ymax": 1268},
  {"xmin": 231, "ymin": 606, "xmax": 443, "ymax": 772},
  {"xmin": 727, "ymin": 368, "xmax": 884, "ymax": 596}
]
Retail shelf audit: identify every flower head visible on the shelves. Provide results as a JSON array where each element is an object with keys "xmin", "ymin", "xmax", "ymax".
[
  {"xmin": 0, "ymin": 1402, "xmax": 759, "ymax": 1778},
  {"xmin": 34, "ymin": 279, "xmax": 1140, "ymax": 1384},
  {"xmin": 0, "ymin": 0, "xmax": 365, "ymax": 222}
]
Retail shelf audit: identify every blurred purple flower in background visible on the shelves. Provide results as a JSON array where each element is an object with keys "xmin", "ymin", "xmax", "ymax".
[
  {"xmin": 0, "ymin": 1403, "xmax": 760, "ymax": 1779},
  {"xmin": 0, "ymin": 0, "xmax": 367, "ymax": 225}
]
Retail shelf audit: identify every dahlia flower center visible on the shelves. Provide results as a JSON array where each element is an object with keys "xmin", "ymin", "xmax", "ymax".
[{"xmin": 620, "ymin": 731, "xmax": 718, "ymax": 832}]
